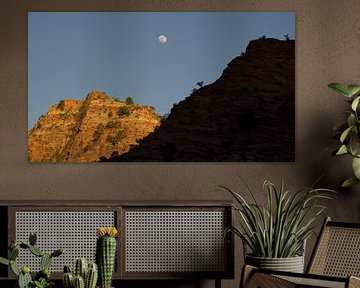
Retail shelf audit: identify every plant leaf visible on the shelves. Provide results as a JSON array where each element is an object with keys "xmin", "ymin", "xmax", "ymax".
[
  {"xmin": 352, "ymin": 157, "xmax": 360, "ymax": 179},
  {"xmin": 336, "ymin": 145, "xmax": 348, "ymax": 155},
  {"xmin": 349, "ymin": 135, "xmax": 360, "ymax": 156},
  {"xmin": 342, "ymin": 177, "xmax": 360, "ymax": 188},
  {"xmin": 340, "ymin": 126, "xmax": 353, "ymax": 143},
  {"xmin": 352, "ymin": 96, "xmax": 360, "ymax": 111},
  {"xmin": 0, "ymin": 257, "xmax": 9, "ymax": 266},
  {"xmin": 347, "ymin": 85, "xmax": 360, "ymax": 97},
  {"xmin": 347, "ymin": 114, "xmax": 357, "ymax": 132},
  {"xmin": 328, "ymin": 83, "xmax": 351, "ymax": 97}
]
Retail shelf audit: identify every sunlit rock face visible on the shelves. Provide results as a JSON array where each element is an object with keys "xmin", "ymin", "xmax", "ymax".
[{"xmin": 28, "ymin": 91, "xmax": 161, "ymax": 162}]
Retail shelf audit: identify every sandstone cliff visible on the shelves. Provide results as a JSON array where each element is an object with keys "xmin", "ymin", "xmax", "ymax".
[
  {"xmin": 106, "ymin": 38, "xmax": 295, "ymax": 162},
  {"xmin": 28, "ymin": 91, "xmax": 161, "ymax": 162}
]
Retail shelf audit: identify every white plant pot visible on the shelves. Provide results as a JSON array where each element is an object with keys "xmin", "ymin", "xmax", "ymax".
[{"xmin": 245, "ymin": 254, "xmax": 305, "ymax": 273}]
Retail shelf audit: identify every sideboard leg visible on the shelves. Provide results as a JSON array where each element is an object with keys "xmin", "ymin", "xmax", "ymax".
[{"xmin": 215, "ymin": 278, "xmax": 221, "ymax": 288}]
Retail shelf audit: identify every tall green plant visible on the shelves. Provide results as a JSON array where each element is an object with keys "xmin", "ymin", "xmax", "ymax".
[
  {"xmin": 328, "ymin": 83, "xmax": 360, "ymax": 187},
  {"xmin": 220, "ymin": 179, "xmax": 335, "ymax": 258},
  {"xmin": 96, "ymin": 227, "xmax": 117, "ymax": 288}
]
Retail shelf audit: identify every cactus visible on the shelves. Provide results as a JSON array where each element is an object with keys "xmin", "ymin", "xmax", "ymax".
[
  {"xmin": 63, "ymin": 272, "xmax": 74, "ymax": 288},
  {"xmin": 64, "ymin": 265, "xmax": 72, "ymax": 273},
  {"xmin": 19, "ymin": 243, "xmax": 30, "ymax": 249},
  {"xmin": 51, "ymin": 248, "xmax": 64, "ymax": 257},
  {"xmin": 0, "ymin": 232, "xmax": 63, "ymax": 288},
  {"xmin": 96, "ymin": 227, "xmax": 118, "ymax": 288},
  {"xmin": 74, "ymin": 258, "xmax": 88, "ymax": 279},
  {"xmin": 41, "ymin": 253, "xmax": 52, "ymax": 270},
  {"xmin": 74, "ymin": 275, "xmax": 85, "ymax": 288},
  {"xmin": 29, "ymin": 245, "xmax": 44, "ymax": 257},
  {"xmin": 10, "ymin": 260, "xmax": 20, "ymax": 276},
  {"xmin": 85, "ymin": 263, "xmax": 98, "ymax": 288},
  {"xmin": 18, "ymin": 270, "xmax": 32, "ymax": 288},
  {"xmin": 0, "ymin": 257, "xmax": 9, "ymax": 266},
  {"xmin": 9, "ymin": 246, "xmax": 19, "ymax": 260},
  {"xmin": 29, "ymin": 232, "xmax": 37, "ymax": 246},
  {"xmin": 63, "ymin": 260, "xmax": 98, "ymax": 288}
]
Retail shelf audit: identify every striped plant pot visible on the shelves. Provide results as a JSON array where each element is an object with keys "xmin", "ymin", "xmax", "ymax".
[{"xmin": 245, "ymin": 254, "xmax": 305, "ymax": 273}]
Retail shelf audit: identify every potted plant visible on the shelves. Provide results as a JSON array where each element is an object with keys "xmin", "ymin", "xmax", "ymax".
[
  {"xmin": 0, "ymin": 232, "xmax": 63, "ymax": 288},
  {"xmin": 62, "ymin": 258, "xmax": 98, "ymax": 288},
  {"xmin": 220, "ymin": 179, "xmax": 334, "ymax": 273},
  {"xmin": 328, "ymin": 82, "xmax": 360, "ymax": 187}
]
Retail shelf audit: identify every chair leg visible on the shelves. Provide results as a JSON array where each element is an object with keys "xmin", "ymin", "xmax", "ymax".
[
  {"xmin": 240, "ymin": 265, "xmax": 255, "ymax": 288},
  {"xmin": 215, "ymin": 278, "xmax": 221, "ymax": 288},
  {"xmin": 240, "ymin": 265, "xmax": 296, "ymax": 288}
]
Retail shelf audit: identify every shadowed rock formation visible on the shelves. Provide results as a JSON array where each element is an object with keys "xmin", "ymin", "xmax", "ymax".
[{"xmin": 106, "ymin": 38, "xmax": 295, "ymax": 162}]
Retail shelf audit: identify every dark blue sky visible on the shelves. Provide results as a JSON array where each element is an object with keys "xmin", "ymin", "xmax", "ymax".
[{"xmin": 28, "ymin": 12, "xmax": 295, "ymax": 129}]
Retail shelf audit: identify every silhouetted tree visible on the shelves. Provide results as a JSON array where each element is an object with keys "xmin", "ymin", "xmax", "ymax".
[{"xmin": 196, "ymin": 81, "xmax": 204, "ymax": 88}]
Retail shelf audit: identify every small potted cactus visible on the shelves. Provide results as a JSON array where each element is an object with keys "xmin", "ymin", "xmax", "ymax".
[
  {"xmin": 62, "ymin": 258, "xmax": 98, "ymax": 288},
  {"xmin": 0, "ymin": 232, "xmax": 64, "ymax": 288},
  {"xmin": 96, "ymin": 227, "xmax": 118, "ymax": 288}
]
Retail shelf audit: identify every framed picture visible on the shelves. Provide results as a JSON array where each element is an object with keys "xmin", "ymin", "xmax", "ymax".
[{"xmin": 28, "ymin": 12, "xmax": 295, "ymax": 162}]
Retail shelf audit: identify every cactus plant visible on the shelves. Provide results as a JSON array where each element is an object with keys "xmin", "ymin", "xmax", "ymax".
[
  {"xmin": 41, "ymin": 253, "xmax": 52, "ymax": 270},
  {"xmin": 74, "ymin": 275, "xmax": 85, "ymax": 288},
  {"xmin": 96, "ymin": 227, "xmax": 118, "ymax": 288},
  {"xmin": 63, "ymin": 272, "xmax": 74, "ymax": 288},
  {"xmin": 74, "ymin": 258, "xmax": 88, "ymax": 279},
  {"xmin": 63, "ymin": 259, "xmax": 98, "ymax": 288},
  {"xmin": 19, "ymin": 267, "xmax": 32, "ymax": 288},
  {"xmin": 0, "ymin": 232, "xmax": 63, "ymax": 288},
  {"xmin": 85, "ymin": 262, "xmax": 98, "ymax": 288}
]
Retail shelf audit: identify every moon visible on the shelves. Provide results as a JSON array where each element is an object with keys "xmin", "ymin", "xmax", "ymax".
[{"xmin": 158, "ymin": 34, "xmax": 167, "ymax": 44}]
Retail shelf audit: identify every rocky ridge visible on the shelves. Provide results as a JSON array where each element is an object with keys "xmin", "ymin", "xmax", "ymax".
[
  {"xmin": 28, "ymin": 91, "xmax": 161, "ymax": 162},
  {"xmin": 106, "ymin": 38, "xmax": 295, "ymax": 162}
]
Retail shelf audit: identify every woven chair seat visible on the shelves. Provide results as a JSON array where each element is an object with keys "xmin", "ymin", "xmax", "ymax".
[{"xmin": 241, "ymin": 218, "xmax": 360, "ymax": 288}]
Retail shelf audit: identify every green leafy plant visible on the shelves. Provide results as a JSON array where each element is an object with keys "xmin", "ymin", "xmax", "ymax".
[
  {"xmin": 328, "ymin": 83, "xmax": 360, "ymax": 187},
  {"xmin": 0, "ymin": 232, "xmax": 63, "ymax": 288},
  {"xmin": 33, "ymin": 278, "xmax": 54, "ymax": 288},
  {"xmin": 220, "ymin": 179, "xmax": 335, "ymax": 258}
]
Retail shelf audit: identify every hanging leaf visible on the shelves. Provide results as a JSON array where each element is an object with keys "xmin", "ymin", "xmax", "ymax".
[
  {"xmin": 340, "ymin": 126, "xmax": 353, "ymax": 143},
  {"xmin": 328, "ymin": 83, "xmax": 351, "ymax": 97},
  {"xmin": 347, "ymin": 114, "xmax": 356, "ymax": 128},
  {"xmin": 336, "ymin": 145, "xmax": 348, "ymax": 155},
  {"xmin": 351, "ymin": 96, "xmax": 360, "ymax": 111},
  {"xmin": 342, "ymin": 177, "xmax": 360, "ymax": 188},
  {"xmin": 352, "ymin": 157, "xmax": 360, "ymax": 179},
  {"xmin": 349, "ymin": 135, "xmax": 360, "ymax": 157},
  {"xmin": 347, "ymin": 85, "xmax": 360, "ymax": 97}
]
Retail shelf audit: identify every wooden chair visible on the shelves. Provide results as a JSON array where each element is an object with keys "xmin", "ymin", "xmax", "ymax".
[{"xmin": 241, "ymin": 217, "xmax": 360, "ymax": 288}]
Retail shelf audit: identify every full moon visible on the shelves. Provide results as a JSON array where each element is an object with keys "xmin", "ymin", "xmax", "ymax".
[{"xmin": 158, "ymin": 34, "xmax": 167, "ymax": 44}]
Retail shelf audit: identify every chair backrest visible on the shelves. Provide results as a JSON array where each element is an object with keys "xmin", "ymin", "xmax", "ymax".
[{"xmin": 307, "ymin": 217, "xmax": 360, "ymax": 277}]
